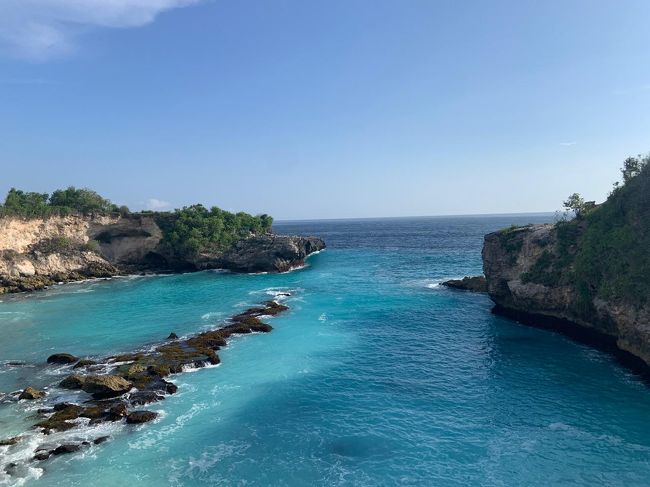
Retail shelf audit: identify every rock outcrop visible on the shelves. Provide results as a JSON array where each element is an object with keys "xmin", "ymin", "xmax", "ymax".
[
  {"xmin": 47, "ymin": 353, "xmax": 78, "ymax": 364},
  {"xmin": 483, "ymin": 223, "xmax": 650, "ymax": 371},
  {"xmin": 216, "ymin": 235, "xmax": 326, "ymax": 273},
  {"xmin": 442, "ymin": 276, "xmax": 487, "ymax": 293},
  {"xmin": 18, "ymin": 387, "xmax": 45, "ymax": 400},
  {"xmin": 0, "ymin": 214, "xmax": 325, "ymax": 293},
  {"xmin": 126, "ymin": 411, "xmax": 158, "ymax": 424}
]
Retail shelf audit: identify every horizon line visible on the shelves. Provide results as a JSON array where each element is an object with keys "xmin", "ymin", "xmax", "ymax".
[{"xmin": 274, "ymin": 211, "xmax": 557, "ymax": 223}]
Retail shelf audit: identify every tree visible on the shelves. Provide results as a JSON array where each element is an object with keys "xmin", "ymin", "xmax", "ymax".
[
  {"xmin": 49, "ymin": 187, "xmax": 116, "ymax": 214},
  {"xmin": 563, "ymin": 193, "xmax": 588, "ymax": 218},
  {"xmin": 2, "ymin": 188, "xmax": 50, "ymax": 216},
  {"xmin": 621, "ymin": 157, "xmax": 643, "ymax": 184}
]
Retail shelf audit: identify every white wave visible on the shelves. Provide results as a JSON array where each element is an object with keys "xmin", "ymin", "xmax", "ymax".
[
  {"xmin": 201, "ymin": 311, "xmax": 225, "ymax": 321},
  {"xmin": 318, "ymin": 313, "xmax": 328, "ymax": 322},
  {"xmin": 128, "ymin": 405, "xmax": 202, "ymax": 450},
  {"xmin": 280, "ymin": 264, "xmax": 307, "ymax": 274},
  {"xmin": 180, "ymin": 363, "xmax": 221, "ymax": 373},
  {"xmin": 264, "ymin": 287, "xmax": 300, "ymax": 303},
  {"xmin": 0, "ymin": 416, "xmax": 125, "ymax": 486}
]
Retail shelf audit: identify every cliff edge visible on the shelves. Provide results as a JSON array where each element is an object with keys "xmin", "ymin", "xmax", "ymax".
[
  {"xmin": 0, "ymin": 215, "xmax": 325, "ymax": 293},
  {"xmin": 483, "ymin": 158, "xmax": 650, "ymax": 369}
]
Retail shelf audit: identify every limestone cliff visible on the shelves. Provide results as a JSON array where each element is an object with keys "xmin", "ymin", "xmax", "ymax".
[
  {"xmin": 483, "ymin": 219, "xmax": 650, "ymax": 365},
  {"xmin": 0, "ymin": 215, "xmax": 325, "ymax": 293},
  {"xmin": 483, "ymin": 159, "xmax": 650, "ymax": 369}
]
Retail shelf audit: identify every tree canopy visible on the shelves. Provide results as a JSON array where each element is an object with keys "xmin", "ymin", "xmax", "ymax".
[
  {"xmin": 0, "ymin": 187, "xmax": 119, "ymax": 217},
  {"xmin": 154, "ymin": 204, "xmax": 273, "ymax": 259}
]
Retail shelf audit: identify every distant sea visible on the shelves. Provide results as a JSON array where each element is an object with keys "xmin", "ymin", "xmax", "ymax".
[{"xmin": 3, "ymin": 214, "xmax": 650, "ymax": 486}]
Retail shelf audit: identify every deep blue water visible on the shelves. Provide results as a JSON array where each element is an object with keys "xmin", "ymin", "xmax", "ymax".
[{"xmin": 2, "ymin": 215, "xmax": 650, "ymax": 486}]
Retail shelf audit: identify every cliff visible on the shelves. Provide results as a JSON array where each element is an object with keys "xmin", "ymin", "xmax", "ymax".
[
  {"xmin": 483, "ymin": 161, "xmax": 650, "ymax": 369},
  {"xmin": 0, "ymin": 215, "xmax": 325, "ymax": 293}
]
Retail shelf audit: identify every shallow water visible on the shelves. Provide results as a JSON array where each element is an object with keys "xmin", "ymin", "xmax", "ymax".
[{"xmin": 2, "ymin": 215, "xmax": 650, "ymax": 486}]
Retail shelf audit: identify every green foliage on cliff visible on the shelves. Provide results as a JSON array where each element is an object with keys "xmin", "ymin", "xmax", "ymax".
[
  {"xmin": 0, "ymin": 187, "xmax": 121, "ymax": 217},
  {"xmin": 154, "ymin": 205, "xmax": 273, "ymax": 259},
  {"xmin": 572, "ymin": 155, "xmax": 650, "ymax": 305},
  {"xmin": 523, "ymin": 154, "xmax": 650, "ymax": 308}
]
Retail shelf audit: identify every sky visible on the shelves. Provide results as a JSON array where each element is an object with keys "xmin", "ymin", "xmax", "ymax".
[{"xmin": 0, "ymin": 0, "xmax": 649, "ymax": 220}]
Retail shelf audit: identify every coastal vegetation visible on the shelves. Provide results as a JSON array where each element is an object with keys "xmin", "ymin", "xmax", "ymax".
[
  {"xmin": 0, "ymin": 187, "xmax": 120, "ymax": 217},
  {"xmin": 153, "ymin": 205, "xmax": 273, "ymax": 259},
  {"xmin": 0, "ymin": 187, "xmax": 274, "ymax": 259},
  {"xmin": 521, "ymin": 154, "xmax": 650, "ymax": 308}
]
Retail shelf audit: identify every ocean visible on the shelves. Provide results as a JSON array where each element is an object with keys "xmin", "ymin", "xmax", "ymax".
[{"xmin": 2, "ymin": 215, "xmax": 650, "ymax": 486}]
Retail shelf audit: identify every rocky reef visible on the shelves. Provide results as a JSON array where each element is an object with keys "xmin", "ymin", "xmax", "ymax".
[
  {"xmin": 0, "ymin": 298, "xmax": 289, "ymax": 472},
  {"xmin": 0, "ymin": 214, "xmax": 325, "ymax": 293}
]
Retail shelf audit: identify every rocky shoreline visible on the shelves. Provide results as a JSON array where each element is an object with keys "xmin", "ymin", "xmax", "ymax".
[
  {"xmin": 490, "ymin": 303, "xmax": 650, "ymax": 380},
  {"xmin": 0, "ymin": 214, "xmax": 325, "ymax": 294},
  {"xmin": 481, "ymin": 222, "xmax": 650, "ymax": 376},
  {"xmin": 0, "ymin": 297, "xmax": 291, "ymax": 478}
]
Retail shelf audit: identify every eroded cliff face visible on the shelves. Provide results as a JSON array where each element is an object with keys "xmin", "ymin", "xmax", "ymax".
[
  {"xmin": 0, "ymin": 215, "xmax": 325, "ymax": 293},
  {"xmin": 483, "ymin": 224, "xmax": 650, "ymax": 368},
  {"xmin": 0, "ymin": 215, "xmax": 119, "ymax": 292},
  {"xmin": 215, "ymin": 235, "xmax": 325, "ymax": 273}
]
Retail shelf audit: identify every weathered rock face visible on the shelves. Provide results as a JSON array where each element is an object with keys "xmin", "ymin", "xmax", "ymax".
[
  {"xmin": 18, "ymin": 386, "xmax": 45, "ymax": 400},
  {"xmin": 89, "ymin": 216, "xmax": 164, "ymax": 267},
  {"xmin": 215, "ymin": 235, "xmax": 326, "ymax": 273},
  {"xmin": 0, "ymin": 215, "xmax": 325, "ymax": 293},
  {"xmin": 80, "ymin": 375, "xmax": 133, "ymax": 399},
  {"xmin": 483, "ymin": 223, "xmax": 650, "ymax": 369}
]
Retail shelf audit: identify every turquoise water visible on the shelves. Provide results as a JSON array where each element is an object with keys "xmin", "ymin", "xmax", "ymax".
[{"xmin": 2, "ymin": 215, "xmax": 650, "ymax": 486}]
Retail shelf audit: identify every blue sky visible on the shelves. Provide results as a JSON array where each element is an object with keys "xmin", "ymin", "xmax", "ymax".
[{"xmin": 0, "ymin": 0, "xmax": 649, "ymax": 219}]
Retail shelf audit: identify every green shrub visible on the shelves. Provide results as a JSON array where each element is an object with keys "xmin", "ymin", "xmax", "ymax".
[
  {"xmin": 154, "ymin": 205, "xmax": 273, "ymax": 260},
  {"xmin": 32, "ymin": 237, "xmax": 74, "ymax": 254},
  {"xmin": 0, "ymin": 186, "xmax": 126, "ymax": 218},
  {"xmin": 524, "ymin": 154, "xmax": 650, "ymax": 307}
]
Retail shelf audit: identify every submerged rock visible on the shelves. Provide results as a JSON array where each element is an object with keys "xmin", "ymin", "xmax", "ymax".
[
  {"xmin": 73, "ymin": 358, "xmax": 97, "ymax": 369},
  {"xmin": 0, "ymin": 436, "xmax": 21, "ymax": 446},
  {"xmin": 47, "ymin": 353, "xmax": 78, "ymax": 364},
  {"xmin": 18, "ymin": 386, "xmax": 45, "ymax": 400},
  {"xmin": 52, "ymin": 444, "xmax": 81, "ymax": 455},
  {"xmin": 442, "ymin": 276, "xmax": 488, "ymax": 293},
  {"xmin": 126, "ymin": 411, "xmax": 158, "ymax": 424},
  {"xmin": 36, "ymin": 404, "xmax": 84, "ymax": 432},
  {"xmin": 167, "ymin": 332, "xmax": 178, "ymax": 340}
]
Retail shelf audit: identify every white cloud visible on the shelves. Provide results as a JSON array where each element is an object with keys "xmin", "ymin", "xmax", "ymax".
[
  {"xmin": 559, "ymin": 141, "xmax": 577, "ymax": 147},
  {"xmin": 144, "ymin": 198, "xmax": 171, "ymax": 211},
  {"xmin": 0, "ymin": 0, "xmax": 201, "ymax": 60}
]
